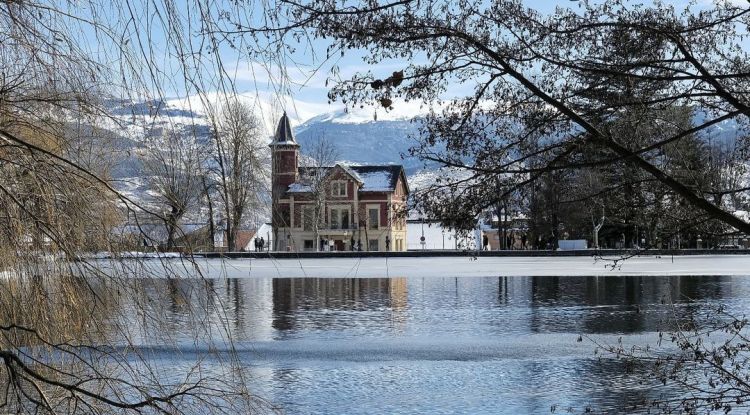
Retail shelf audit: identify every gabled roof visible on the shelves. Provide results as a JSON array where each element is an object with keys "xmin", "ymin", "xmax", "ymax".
[
  {"xmin": 336, "ymin": 164, "xmax": 364, "ymax": 184},
  {"xmin": 350, "ymin": 165, "xmax": 404, "ymax": 193},
  {"xmin": 234, "ymin": 230, "xmax": 256, "ymax": 251},
  {"xmin": 287, "ymin": 164, "xmax": 407, "ymax": 194},
  {"xmin": 270, "ymin": 112, "xmax": 298, "ymax": 146}
]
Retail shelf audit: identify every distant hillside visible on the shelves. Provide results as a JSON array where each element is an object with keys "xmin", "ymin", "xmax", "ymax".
[
  {"xmin": 295, "ymin": 110, "xmax": 429, "ymax": 174},
  {"xmin": 94, "ymin": 98, "xmax": 745, "ymax": 210}
]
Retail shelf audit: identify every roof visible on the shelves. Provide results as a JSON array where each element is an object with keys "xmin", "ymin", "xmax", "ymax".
[
  {"xmin": 287, "ymin": 164, "xmax": 406, "ymax": 194},
  {"xmin": 337, "ymin": 164, "xmax": 363, "ymax": 184},
  {"xmin": 270, "ymin": 112, "xmax": 298, "ymax": 146},
  {"xmin": 234, "ymin": 230, "xmax": 256, "ymax": 251},
  {"xmin": 351, "ymin": 165, "xmax": 402, "ymax": 192}
]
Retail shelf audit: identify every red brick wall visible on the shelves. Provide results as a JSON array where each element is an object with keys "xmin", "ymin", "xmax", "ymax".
[
  {"xmin": 359, "ymin": 192, "xmax": 388, "ymax": 201},
  {"xmin": 272, "ymin": 149, "xmax": 298, "ymax": 198}
]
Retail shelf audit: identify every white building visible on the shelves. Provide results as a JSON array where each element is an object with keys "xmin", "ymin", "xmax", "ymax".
[{"xmin": 406, "ymin": 220, "xmax": 478, "ymax": 250}]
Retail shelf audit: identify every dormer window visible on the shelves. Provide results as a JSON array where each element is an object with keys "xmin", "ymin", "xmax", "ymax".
[{"xmin": 331, "ymin": 181, "xmax": 347, "ymax": 197}]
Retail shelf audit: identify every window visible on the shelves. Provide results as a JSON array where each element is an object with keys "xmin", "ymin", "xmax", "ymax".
[
  {"xmin": 330, "ymin": 208, "xmax": 339, "ymax": 230},
  {"xmin": 331, "ymin": 181, "xmax": 347, "ymax": 197},
  {"xmin": 341, "ymin": 210, "xmax": 350, "ymax": 229},
  {"xmin": 330, "ymin": 207, "xmax": 351, "ymax": 230},
  {"xmin": 368, "ymin": 207, "xmax": 379, "ymax": 230},
  {"xmin": 368, "ymin": 239, "xmax": 379, "ymax": 252},
  {"xmin": 302, "ymin": 206, "xmax": 315, "ymax": 231},
  {"xmin": 303, "ymin": 240, "xmax": 314, "ymax": 251}
]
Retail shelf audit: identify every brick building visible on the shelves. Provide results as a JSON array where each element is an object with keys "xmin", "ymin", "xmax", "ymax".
[{"xmin": 270, "ymin": 113, "xmax": 409, "ymax": 252}]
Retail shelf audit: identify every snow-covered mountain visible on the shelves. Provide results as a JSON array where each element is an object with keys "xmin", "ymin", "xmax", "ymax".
[
  {"xmin": 102, "ymin": 97, "xmax": 433, "ymax": 179},
  {"xmin": 96, "ymin": 97, "xmax": 746, "ymax": 206},
  {"xmin": 92, "ymin": 97, "xmax": 432, "ymax": 224},
  {"xmin": 295, "ymin": 108, "xmax": 429, "ymax": 174}
]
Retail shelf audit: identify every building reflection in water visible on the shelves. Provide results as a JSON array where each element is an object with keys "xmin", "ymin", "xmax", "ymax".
[
  {"xmin": 271, "ymin": 278, "xmax": 408, "ymax": 333},
  {"xmin": 120, "ymin": 274, "xmax": 735, "ymax": 345},
  {"xmin": 40, "ymin": 272, "xmax": 742, "ymax": 415}
]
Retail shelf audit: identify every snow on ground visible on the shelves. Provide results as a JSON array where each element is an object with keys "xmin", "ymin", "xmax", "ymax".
[{"xmin": 190, "ymin": 255, "xmax": 750, "ymax": 279}]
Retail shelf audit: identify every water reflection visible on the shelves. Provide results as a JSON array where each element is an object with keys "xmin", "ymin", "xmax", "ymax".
[
  {"xmin": 271, "ymin": 278, "xmax": 408, "ymax": 335},
  {"xmin": 98, "ymin": 275, "xmax": 748, "ymax": 414},
  {"xmin": 120, "ymin": 275, "xmax": 737, "ymax": 342}
]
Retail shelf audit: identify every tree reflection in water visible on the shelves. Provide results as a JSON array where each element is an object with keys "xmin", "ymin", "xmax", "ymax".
[
  {"xmin": 0, "ymin": 263, "xmax": 274, "ymax": 414},
  {"xmin": 1, "ymin": 269, "xmax": 742, "ymax": 414}
]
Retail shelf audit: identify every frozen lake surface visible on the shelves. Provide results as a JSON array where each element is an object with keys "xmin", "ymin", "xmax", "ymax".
[
  {"xmin": 157, "ymin": 254, "xmax": 750, "ymax": 278},
  {"xmin": 224, "ymin": 255, "xmax": 750, "ymax": 278},
  {"xmin": 116, "ymin": 265, "xmax": 750, "ymax": 414}
]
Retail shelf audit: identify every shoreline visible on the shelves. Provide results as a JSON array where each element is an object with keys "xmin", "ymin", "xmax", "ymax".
[
  {"xmin": 180, "ymin": 255, "xmax": 750, "ymax": 279},
  {"xmin": 197, "ymin": 248, "xmax": 750, "ymax": 259}
]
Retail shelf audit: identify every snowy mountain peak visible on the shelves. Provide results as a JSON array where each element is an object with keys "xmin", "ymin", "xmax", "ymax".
[{"xmin": 297, "ymin": 99, "xmax": 440, "ymax": 128}]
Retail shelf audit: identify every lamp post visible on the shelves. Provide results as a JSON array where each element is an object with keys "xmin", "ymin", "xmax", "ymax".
[
  {"xmin": 442, "ymin": 229, "xmax": 445, "ymax": 250},
  {"xmin": 420, "ymin": 220, "xmax": 426, "ymax": 250}
]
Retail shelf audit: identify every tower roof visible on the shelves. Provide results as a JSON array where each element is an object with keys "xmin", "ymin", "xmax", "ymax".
[{"xmin": 270, "ymin": 112, "xmax": 298, "ymax": 146}]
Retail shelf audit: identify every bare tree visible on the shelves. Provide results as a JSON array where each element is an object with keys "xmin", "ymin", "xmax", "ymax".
[
  {"xmin": 244, "ymin": 0, "xmax": 750, "ymax": 235},
  {"xmin": 0, "ymin": 0, "xmax": 298, "ymax": 412},
  {"xmin": 201, "ymin": 173, "xmax": 218, "ymax": 251},
  {"xmin": 141, "ymin": 128, "xmax": 204, "ymax": 250},
  {"xmin": 213, "ymin": 101, "xmax": 268, "ymax": 252},
  {"xmin": 596, "ymin": 303, "xmax": 750, "ymax": 414},
  {"xmin": 299, "ymin": 135, "xmax": 339, "ymax": 251},
  {"xmin": 580, "ymin": 171, "xmax": 607, "ymax": 250}
]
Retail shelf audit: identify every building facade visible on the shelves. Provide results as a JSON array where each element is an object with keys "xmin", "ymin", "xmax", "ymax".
[{"xmin": 270, "ymin": 113, "xmax": 409, "ymax": 252}]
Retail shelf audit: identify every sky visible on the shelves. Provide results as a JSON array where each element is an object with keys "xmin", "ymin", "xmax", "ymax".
[
  {"xmin": 212, "ymin": 0, "xmax": 747, "ymax": 124},
  {"xmin": 224, "ymin": 0, "xmax": 567, "ymax": 117},
  {"xmin": 67, "ymin": 0, "xmax": 743, "ymax": 126}
]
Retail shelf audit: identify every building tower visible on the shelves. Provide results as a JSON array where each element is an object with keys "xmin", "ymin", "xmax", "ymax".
[{"xmin": 269, "ymin": 112, "xmax": 299, "ymax": 250}]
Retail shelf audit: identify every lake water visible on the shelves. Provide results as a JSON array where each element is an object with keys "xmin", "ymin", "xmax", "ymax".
[{"xmin": 116, "ymin": 272, "xmax": 749, "ymax": 414}]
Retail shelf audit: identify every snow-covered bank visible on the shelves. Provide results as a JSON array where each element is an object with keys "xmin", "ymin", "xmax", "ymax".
[{"xmin": 192, "ymin": 255, "xmax": 750, "ymax": 278}]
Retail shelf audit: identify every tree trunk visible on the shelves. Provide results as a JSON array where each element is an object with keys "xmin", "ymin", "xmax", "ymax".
[
  {"xmin": 593, "ymin": 220, "xmax": 604, "ymax": 249},
  {"xmin": 166, "ymin": 207, "xmax": 180, "ymax": 251},
  {"xmin": 226, "ymin": 222, "xmax": 234, "ymax": 252},
  {"xmin": 202, "ymin": 177, "xmax": 215, "ymax": 251},
  {"xmin": 593, "ymin": 227, "xmax": 599, "ymax": 249}
]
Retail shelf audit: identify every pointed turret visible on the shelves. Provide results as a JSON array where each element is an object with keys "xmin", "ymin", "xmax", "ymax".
[
  {"xmin": 270, "ymin": 112, "xmax": 299, "ymax": 146},
  {"xmin": 270, "ymin": 113, "xmax": 300, "ymax": 250}
]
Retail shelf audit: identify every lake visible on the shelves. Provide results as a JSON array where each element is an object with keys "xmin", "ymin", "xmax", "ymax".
[{"xmin": 110, "ymin": 268, "xmax": 748, "ymax": 414}]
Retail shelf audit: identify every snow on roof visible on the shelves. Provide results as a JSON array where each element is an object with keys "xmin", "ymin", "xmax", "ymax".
[
  {"xmin": 351, "ymin": 165, "xmax": 402, "ymax": 192},
  {"xmin": 337, "ymin": 164, "xmax": 363, "ymax": 183},
  {"xmin": 286, "ymin": 165, "xmax": 403, "ymax": 193},
  {"xmin": 356, "ymin": 170, "xmax": 393, "ymax": 192},
  {"xmin": 287, "ymin": 182, "xmax": 313, "ymax": 193},
  {"xmin": 270, "ymin": 112, "xmax": 298, "ymax": 146}
]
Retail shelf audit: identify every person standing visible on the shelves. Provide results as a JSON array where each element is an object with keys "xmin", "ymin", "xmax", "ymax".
[
  {"xmin": 385, "ymin": 236, "xmax": 391, "ymax": 251},
  {"xmin": 482, "ymin": 234, "xmax": 489, "ymax": 251}
]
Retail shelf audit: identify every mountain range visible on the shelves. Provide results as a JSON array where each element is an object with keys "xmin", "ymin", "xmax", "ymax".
[{"xmin": 96, "ymin": 98, "xmax": 744, "ymax": 208}]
